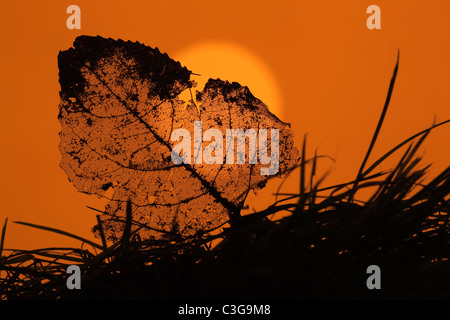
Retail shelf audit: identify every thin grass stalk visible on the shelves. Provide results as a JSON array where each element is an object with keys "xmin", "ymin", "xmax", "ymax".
[
  {"xmin": 13, "ymin": 221, "xmax": 103, "ymax": 250},
  {"xmin": 273, "ymin": 154, "xmax": 334, "ymax": 204},
  {"xmin": 88, "ymin": 205, "xmax": 170, "ymax": 235},
  {"xmin": 408, "ymin": 167, "xmax": 450, "ymax": 208},
  {"xmin": 274, "ymin": 171, "xmax": 387, "ymax": 206},
  {"xmin": 362, "ymin": 119, "xmax": 450, "ymax": 179},
  {"xmin": 96, "ymin": 214, "xmax": 111, "ymax": 263},
  {"xmin": 309, "ymin": 149, "xmax": 318, "ymax": 208},
  {"xmin": 368, "ymin": 142, "xmax": 416, "ymax": 203},
  {"xmin": 120, "ymin": 199, "xmax": 133, "ymax": 260},
  {"xmin": 401, "ymin": 129, "xmax": 430, "ymax": 170},
  {"xmin": 0, "ymin": 218, "xmax": 7, "ymax": 261},
  {"xmin": 350, "ymin": 52, "xmax": 399, "ymax": 202},
  {"xmin": 17, "ymin": 251, "xmax": 85, "ymax": 264},
  {"xmin": 297, "ymin": 134, "xmax": 307, "ymax": 213}
]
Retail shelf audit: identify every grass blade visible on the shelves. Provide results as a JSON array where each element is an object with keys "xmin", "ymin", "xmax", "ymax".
[
  {"xmin": 13, "ymin": 221, "xmax": 103, "ymax": 250},
  {"xmin": 350, "ymin": 52, "xmax": 399, "ymax": 202},
  {"xmin": 120, "ymin": 199, "xmax": 133, "ymax": 259},
  {"xmin": 96, "ymin": 215, "xmax": 109, "ymax": 258},
  {"xmin": 0, "ymin": 218, "xmax": 7, "ymax": 260},
  {"xmin": 309, "ymin": 150, "xmax": 318, "ymax": 207},
  {"xmin": 296, "ymin": 134, "xmax": 307, "ymax": 213},
  {"xmin": 362, "ymin": 119, "xmax": 450, "ymax": 178}
]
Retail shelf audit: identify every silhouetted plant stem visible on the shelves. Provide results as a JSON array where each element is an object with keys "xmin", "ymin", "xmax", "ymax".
[{"xmin": 349, "ymin": 51, "xmax": 399, "ymax": 203}]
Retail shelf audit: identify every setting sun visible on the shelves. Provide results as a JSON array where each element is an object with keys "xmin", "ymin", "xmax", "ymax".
[{"xmin": 173, "ymin": 41, "xmax": 284, "ymax": 119}]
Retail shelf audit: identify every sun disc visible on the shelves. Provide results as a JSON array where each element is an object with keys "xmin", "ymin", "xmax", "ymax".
[{"xmin": 172, "ymin": 41, "xmax": 283, "ymax": 118}]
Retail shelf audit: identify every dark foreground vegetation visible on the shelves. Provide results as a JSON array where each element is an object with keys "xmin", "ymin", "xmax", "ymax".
[{"xmin": 1, "ymin": 59, "xmax": 450, "ymax": 300}]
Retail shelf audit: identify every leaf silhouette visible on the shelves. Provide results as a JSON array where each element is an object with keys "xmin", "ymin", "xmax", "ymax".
[{"xmin": 58, "ymin": 36, "xmax": 300, "ymax": 241}]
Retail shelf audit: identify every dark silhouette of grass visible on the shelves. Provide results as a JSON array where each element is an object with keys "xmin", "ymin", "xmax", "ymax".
[{"xmin": 1, "ymin": 57, "xmax": 450, "ymax": 300}]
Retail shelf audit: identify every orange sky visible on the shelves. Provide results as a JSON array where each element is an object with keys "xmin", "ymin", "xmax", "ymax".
[{"xmin": 0, "ymin": 0, "xmax": 449, "ymax": 250}]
